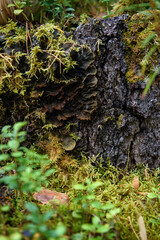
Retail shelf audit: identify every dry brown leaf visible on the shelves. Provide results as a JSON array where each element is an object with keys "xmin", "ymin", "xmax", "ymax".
[
  {"xmin": 33, "ymin": 189, "xmax": 69, "ymax": 205},
  {"xmin": 137, "ymin": 192, "xmax": 149, "ymax": 196},
  {"xmin": 138, "ymin": 215, "xmax": 147, "ymax": 240},
  {"xmin": 132, "ymin": 176, "xmax": 140, "ymax": 189},
  {"xmin": 144, "ymin": 168, "xmax": 150, "ymax": 179}
]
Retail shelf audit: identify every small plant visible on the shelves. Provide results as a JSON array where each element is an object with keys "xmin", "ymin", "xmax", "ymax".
[
  {"xmin": 7, "ymin": 0, "xmax": 32, "ymax": 22},
  {"xmin": 147, "ymin": 187, "xmax": 160, "ymax": 225},
  {"xmin": 72, "ymin": 179, "xmax": 120, "ymax": 239},
  {"xmin": 24, "ymin": 202, "xmax": 66, "ymax": 239},
  {"xmin": 0, "ymin": 122, "xmax": 55, "ymax": 206},
  {"xmin": 148, "ymin": 187, "xmax": 160, "ymax": 201}
]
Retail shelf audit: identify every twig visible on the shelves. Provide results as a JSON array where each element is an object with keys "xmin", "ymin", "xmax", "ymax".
[
  {"xmin": 26, "ymin": 22, "xmax": 29, "ymax": 57},
  {"xmin": 128, "ymin": 216, "xmax": 140, "ymax": 240},
  {"xmin": 0, "ymin": 53, "xmax": 14, "ymax": 70},
  {"xmin": 42, "ymin": 55, "xmax": 59, "ymax": 71},
  {"xmin": 41, "ymin": 50, "xmax": 63, "ymax": 72}
]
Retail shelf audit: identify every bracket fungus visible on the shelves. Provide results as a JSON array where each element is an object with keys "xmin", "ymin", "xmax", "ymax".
[
  {"xmin": 31, "ymin": 29, "xmax": 98, "ymax": 127},
  {"xmin": 0, "ymin": 22, "xmax": 98, "ymax": 132}
]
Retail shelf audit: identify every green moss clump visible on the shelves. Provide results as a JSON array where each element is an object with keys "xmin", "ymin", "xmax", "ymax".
[
  {"xmin": 112, "ymin": 0, "xmax": 150, "ymax": 16},
  {"xmin": 0, "ymin": 21, "xmax": 29, "ymax": 95},
  {"xmin": 0, "ymin": 20, "xmax": 26, "ymax": 47},
  {"xmin": 123, "ymin": 12, "xmax": 160, "ymax": 83},
  {"xmin": 27, "ymin": 23, "xmax": 77, "ymax": 82}
]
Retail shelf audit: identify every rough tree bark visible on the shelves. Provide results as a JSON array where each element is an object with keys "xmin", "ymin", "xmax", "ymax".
[
  {"xmin": 71, "ymin": 15, "xmax": 160, "ymax": 168},
  {"xmin": 0, "ymin": 15, "xmax": 159, "ymax": 168}
]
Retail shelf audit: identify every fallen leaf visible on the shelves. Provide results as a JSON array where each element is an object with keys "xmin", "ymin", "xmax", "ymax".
[
  {"xmin": 144, "ymin": 168, "xmax": 149, "ymax": 179},
  {"xmin": 137, "ymin": 192, "xmax": 149, "ymax": 196},
  {"xmin": 33, "ymin": 189, "xmax": 69, "ymax": 205},
  {"xmin": 138, "ymin": 215, "xmax": 147, "ymax": 240},
  {"xmin": 132, "ymin": 176, "xmax": 140, "ymax": 189}
]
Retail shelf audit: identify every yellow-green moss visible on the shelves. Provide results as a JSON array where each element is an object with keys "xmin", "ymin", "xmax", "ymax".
[
  {"xmin": 0, "ymin": 20, "xmax": 26, "ymax": 47},
  {"xmin": 112, "ymin": 0, "xmax": 150, "ymax": 16},
  {"xmin": 117, "ymin": 114, "xmax": 124, "ymax": 128},
  {"xmin": 104, "ymin": 116, "xmax": 115, "ymax": 122},
  {"xmin": 123, "ymin": 12, "xmax": 160, "ymax": 83}
]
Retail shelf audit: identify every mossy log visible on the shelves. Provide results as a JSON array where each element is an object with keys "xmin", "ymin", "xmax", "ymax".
[{"xmin": 0, "ymin": 14, "xmax": 159, "ymax": 168}]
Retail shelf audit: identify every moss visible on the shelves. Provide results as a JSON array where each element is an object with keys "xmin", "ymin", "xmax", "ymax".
[
  {"xmin": 117, "ymin": 114, "xmax": 124, "ymax": 129},
  {"xmin": 104, "ymin": 116, "xmax": 115, "ymax": 122},
  {"xmin": 0, "ymin": 20, "xmax": 26, "ymax": 47},
  {"xmin": 112, "ymin": 0, "xmax": 150, "ymax": 16},
  {"xmin": 27, "ymin": 23, "xmax": 77, "ymax": 82},
  {"xmin": 123, "ymin": 12, "xmax": 160, "ymax": 83}
]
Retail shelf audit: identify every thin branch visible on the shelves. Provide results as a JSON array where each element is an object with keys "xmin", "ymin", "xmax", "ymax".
[
  {"xmin": 128, "ymin": 216, "xmax": 140, "ymax": 240},
  {"xmin": 0, "ymin": 54, "xmax": 14, "ymax": 70}
]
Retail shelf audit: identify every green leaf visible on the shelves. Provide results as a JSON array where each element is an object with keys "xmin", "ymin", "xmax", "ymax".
[
  {"xmin": 9, "ymin": 232, "xmax": 22, "ymax": 240},
  {"xmin": 13, "ymin": 122, "xmax": 27, "ymax": 133},
  {"xmin": 7, "ymin": 4, "xmax": 16, "ymax": 7},
  {"xmin": 43, "ymin": 211, "xmax": 54, "ymax": 221},
  {"xmin": 11, "ymin": 151, "xmax": 23, "ymax": 158},
  {"xmin": 106, "ymin": 208, "xmax": 120, "ymax": 219},
  {"xmin": 1, "ymin": 205, "xmax": 10, "ymax": 212},
  {"xmin": 38, "ymin": 224, "xmax": 48, "ymax": 233},
  {"xmin": 142, "ymin": 67, "xmax": 160, "ymax": 97},
  {"xmin": 54, "ymin": 223, "xmax": 66, "ymax": 237},
  {"xmin": 89, "ymin": 181, "xmax": 103, "ymax": 190},
  {"xmin": 4, "ymin": 163, "xmax": 16, "ymax": 171},
  {"xmin": 26, "ymin": 214, "xmax": 40, "ymax": 224},
  {"xmin": 14, "ymin": 9, "xmax": 24, "ymax": 15},
  {"xmin": 86, "ymin": 194, "xmax": 95, "ymax": 200},
  {"xmin": 102, "ymin": 203, "xmax": 115, "ymax": 210},
  {"xmin": 89, "ymin": 237, "xmax": 103, "ymax": 240},
  {"xmin": 17, "ymin": 131, "xmax": 27, "ymax": 137},
  {"xmin": 72, "ymin": 210, "xmax": 82, "ymax": 219},
  {"xmin": 0, "ymin": 144, "xmax": 8, "ymax": 150},
  {"xmin": 0, "ymin": 175, "xmax": 18, "ymax": 189},
  {"xmin": 81, "ymin": 224, "xmax": 95, "ymax": 231},
  {"xmin": 90, "ymin": 201, "xmax": 102, "ymax": 209},
  {"xmin": 0, "ymin": 169, "xmax": 5, "ymax": 174},
  {"xmin": 73, "ymin": 184, "xmax": 87, "ymax": 190},
  {"xmin": 71, "ymin": 233, "xmax": 84, "ymax": 240},
  {"xmin": 151, "ymin": 187, "xmax": 159, "ymax": 193},
  {"xmin": 44, "ymin": 168, "xmax": 56, "ymax": 177},
  {"xmin": 24, "ymin": 223, "xmax": 37, "ymax": 234},
  {"xmin": 8, "ymin": 140, "xmax": 19, "ymax": 151},
  {"xmin": 25, "ymin": 202, "xmax": 39, "ymax": 213},
  {"xmin": 66, "ymin": 8, "xmax": 75, "ymax": 12},
  {"xmin": 150, "ymin": 218, "xmax": 158, "ymax": 224},
  {"xmin": 97, "ymin": 224, "xmax": 110, "ymax": 233},
  {"xmin": 0, "ymin": 154, "xmax": 9, "ymax": 161},
  {"xmin": 109, "ymin": 208, "xmax": 120, "ymax": 217},
  {"xmin": 141, "ymin": 33, "xmax": 157, "ymax": 48},
  {"xmin": 148, "ymin": 193, "xmax": 157, "ymax": 199},
  {"xmin": 1, "ymin": 125, "xmax": 11, "ymax": 133},
  {"xmin": 92, "ymin": 216, "xmax": 100, "ymax": 226}
]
